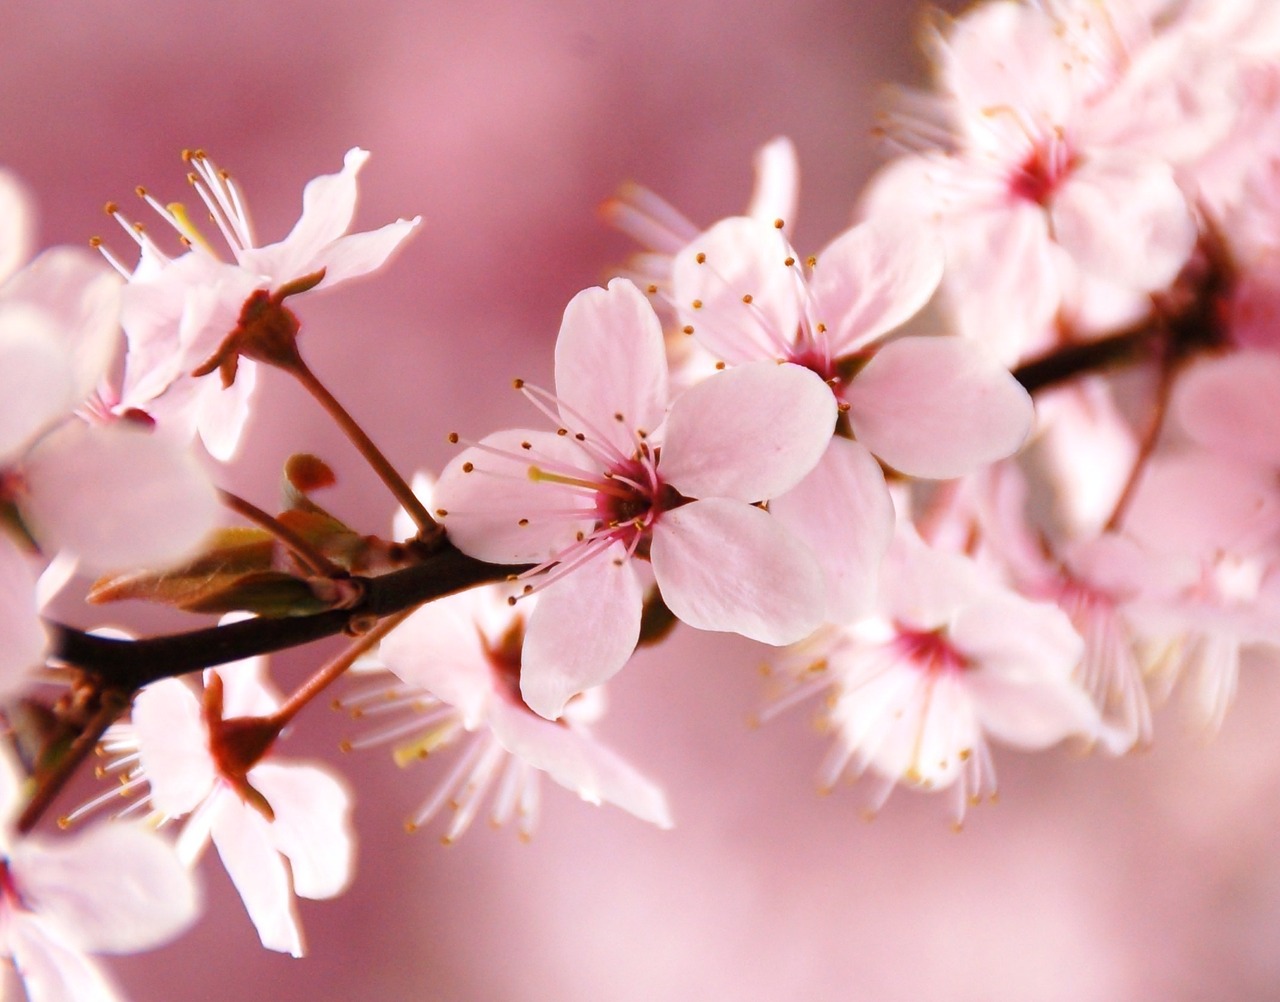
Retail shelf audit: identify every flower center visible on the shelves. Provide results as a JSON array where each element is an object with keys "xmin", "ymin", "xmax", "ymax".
[
  {"xmin": 1009, "ymin": 135, "xmax": 1075, "ymax": 207},
  {"xmin": 892, "ymin": 623, "xmax": 969, "ymax": 673},
  {"xmin": 593, "ymin": 457, "xmax": 686, "ymax": 556}
]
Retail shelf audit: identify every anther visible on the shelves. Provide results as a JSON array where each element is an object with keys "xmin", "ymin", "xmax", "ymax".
[
  {"xmin": 135, "ymin": 186, "xmax": 148, "ymax": 197},
  {"xmin": 520, "ymin": 441, "xmax": 532, "ymax": 450},
  {"xmin": 773, "ymin": 218, "xmax": 785, "ymax": 229},
  {"xmin": 806, "ymin": 255, "xmax": 817, "ymax": 267},
  {"xmin": 447, "ymin": 432, "xmax": 459, "ymax": 443},
  {"xmin": 512, "ymin": 378, "xmax": 525, "ymax": 389},
  {"xmin": 742, "ymin": 294, "xmax": 753, "ymax": 304},
  {"xmin": 462, "ymin": 462, "xmax": 474, "ymax": 473},
  {"xmin": 518, "ymin": 518, "xmax": 529, "ymax": 526},
  {"xmin": 692, "ymin": 299, "xmax": 702, "ymax": 309},
  {"xmin": 647, "ymin": 284, "xmax": 658, "ymax": 294},
  {"xmin": 715, "ymin": 361, "xmax": 726, "ymax": 370},
  {"xmin": 682, "ymin": 325, "xmax": 694, "ymax": 335},
  {"xmin": 695, "ymin": 252, "xmax": 706, "ymax": 264},
  {"xmin": 784, "ymin": 257, "xmax": 795, "ymax": 267},
  {"xmin": 435, "ymin": 508, "xmax": 448, "ymax": 517}
]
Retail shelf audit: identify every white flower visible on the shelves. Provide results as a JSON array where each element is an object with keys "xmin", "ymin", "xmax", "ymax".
[
  {"xmin": 435, "ymin": 277, "xmax": 834, "ymax": 719},
  {"xmin": 0, "ymin": 744, "xmax": 199, "ymax": 1002},
  {"xmin": 103, "ymin": 148, "xmax": 421, "ymax": 460},
  {"xmin": 96, "ymin": 654, "xmax": 354, "ymax": 958}
]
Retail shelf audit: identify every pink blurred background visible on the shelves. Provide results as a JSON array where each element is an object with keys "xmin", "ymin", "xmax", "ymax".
[{"xmin": 6, "ymin": 1, "xmax": 1280, "ymax": 999}]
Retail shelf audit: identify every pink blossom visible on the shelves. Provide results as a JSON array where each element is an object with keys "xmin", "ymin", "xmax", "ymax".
[
  {"xmin": 435, "ymin": 277, "xmax": 834, "ymax": 719},
  {"xmin": 780, "ymin": 529, "xmax": 1098, "ymax": 823},
  {"xmin": 357, "ymin": 581, "xmax": 672, "ymax": 841},
  {"xmin": 0, "ymin": 745, "xmax": 200, "ymax": 1002},
  {"xmin": 98, "ymin": 653, "xmax": 355, "ymax": 957},
  {"xmin": 103, "ymin": 148, "xmax": 421, "ymax": 460}
]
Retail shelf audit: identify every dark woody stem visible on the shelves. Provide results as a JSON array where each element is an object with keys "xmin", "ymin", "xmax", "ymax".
[
  {"xmin": 48, "ymin": 542, "xmax": 528, "ymax": 693},
  {"xmin": 1012, "ymin": 327, "xmax": 1161, "ymax": 394},
  {"xmin": 289, "ymin": 356, "xmax": 440, "ymax": 540}
]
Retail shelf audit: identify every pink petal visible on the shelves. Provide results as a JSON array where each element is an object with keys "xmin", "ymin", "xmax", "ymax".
[
  {"xmin": 746, "ymin": 136, "xmax": 800, "ymax": 227},
  {"xmin": 0, "ymin": 169, "xmax": 34, "ymax": 284},
  {"xmin": 431, "ymin": 428, "xmax": 596, "ymax": 563},
  {"xmin": 9, "ymin": 915, "xmax": 125, "ymax": 1002},
  {"xmin": 520, "ymin": 544, "xmax": 643, "ymax": 720},
  {"xmin": 1174, "ymin": 351, "xmax": 1280, "ymax": 466},
  {"xmin": 0, "ymin": 536, "xmax": 47, "ymax": 701},
  {"xmin": 1052, "ymin": 151, "xmax": 1197, "ymax": 293},
  {"xmin": 0, "ymin": 321, "xmax": 79, "ymax": 464},
  {"xmin": 844, "ymin": 336, "xmax": 1033, "ymax": 479},
  {"xmin": 671, "ymin": 217, "xmax": 801, "ymax": 364},
  {"xmin": 22, "ymin": 423, "xmax": 219, "ymax": 572},
  {"xmin": 308, "ymin": 217, "xmax": 422, "ymax": 286},
  {"xmin": 210, "ymin": 794, "xmax": 305, "ymax": 957},
  {"xmin": 807, "ymin": 218, "xmax": 943, "ymax": 354},
  {"xmin": 769, "ymin": 437, "xmax": 895, "ymax": 621},
  {"xmin": 132, "ymin": 679, "xmax": 216, "ymax": 816},
  {"xmin": 250, "ymin": 761, "xmax": 355, "ymax": 901},
  {"xmin": 660, "ymin": 361, "xmax": 835, "ymax": 501},
  {"xmin": 554, "ymin": 278, "xmax": 668, "ymax": 455},
  {"xmin": 13, "ymin": 822, "xmax": 201, "ymax": 954},
  {"xmin": 244, "ymin": 148, "xmax": 368, "ymax": 280},
  {"xmin": 651, "ymin": 498, "xmax": 823, "ymax": 645},
  {"xmin": 487, "ymin": 699, "xmax": 673, "ymax": 828},
  {"xmin": 377, "ymin": 591, "xmax": 494, "ymax": 726}
]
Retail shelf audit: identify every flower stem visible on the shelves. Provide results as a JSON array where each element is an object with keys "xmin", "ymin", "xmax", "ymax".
[
  {"xmin": 270, "ymin": 610, "xmax": 411, "ymax": 729},
  {"xmin": 289, "ymin": 356, "xmax": 439, "ymax": 539}
]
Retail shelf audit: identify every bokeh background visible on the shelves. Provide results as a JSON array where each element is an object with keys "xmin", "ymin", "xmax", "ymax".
[{"xmin": 5, "ymin": 1, "xmax": 1280, "ymax": 999}]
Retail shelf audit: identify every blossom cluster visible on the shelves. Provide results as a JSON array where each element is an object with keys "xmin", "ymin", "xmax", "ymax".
[{"xmin": 0, "ymin": 0, "xmax": 1275, "ymax": 996}]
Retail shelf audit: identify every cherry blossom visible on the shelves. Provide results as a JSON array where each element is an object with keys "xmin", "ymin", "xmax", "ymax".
[
  {"xmin": 435, "ymin": 277, "xmax": 835, "ymax": 719},
  {"xmin": 0, "ymin": 744, "xmax": 199, "ymax": 1002},
  {"xmin": 353, "ymin": 582, "xmax": 672, "ymax": 841},
  {"xmin": 93, "ymin": 653, "xmax": 355, "ymax": 957},
  {"xmin": 862, "ymin": 0, "xmax": 1214, "ymax": 361},
  {"xmin": 776, "ymin": 528, "xmax": 1099, "ymax": 823},
  {"xmin": 102, "ymin": 148, "xmax": 421, "ymax": 459},
  {"xmin": 670, "ymin": 214, "xmax": 1032, "ymax": 618}
]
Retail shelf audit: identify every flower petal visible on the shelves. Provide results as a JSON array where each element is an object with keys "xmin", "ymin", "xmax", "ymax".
[
  {"xmin": 434, "ymin": 429, "xmax": 595, "ymax": 563},
  {"xmin": 13, "ymin": 822, "xmax": 201, "ymax": 954},
  {"xmin": 131, "ymin": 678, "xmax": 216, "ymax": 816},
  {"xmin": 250, "ymin": 761, "xmax": 355, "ymax": 901},
  {"xmin": 808, "ymin": 218, "xmax": 943, "ymax": 354},
  {"xmin": 769, "ymin": 437, "xmax": 894, "ymax": 621},
  {"xmin": 308, "ymin": 217, "xmax": 422, "ymax": 287},
  {"xmin": 488, "ymin": 699, "xmax": 673, "ymax": 828},
  {"xmin": 845, "ymin": 336, "xmax": 1033, "ymax": 478},
  {"xmin": 660, "ymin": 361, "xmax": 835, "ymax": 501},
  {"xmin": 651, "ymin": 498, "xmax": 823, "ymax": 645},
  {"xmin": 554, "ymin": 278, "xmax": 668, "ymax": 455},
  {"xmin": 672, "ymin": 216, "xmax": 801, "ymax": 365},
  {"xmin": 520, "ymin": 544, "xmax": 643, "ymax": 720},
  {"xmin": 22, "ymin": 422, "xmax": 219, "ymax": 572},
  {"xmin": 210, "ymin": 794, "xmax": 305, "ymax": 957}
]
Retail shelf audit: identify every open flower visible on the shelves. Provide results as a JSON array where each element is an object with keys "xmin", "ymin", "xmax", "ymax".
[
  {"xmin": 0, "ymin": 744, "xmax": 199, "ymax": 1002},
  {"xmin": 352, "ymin": 582, "xmax": 672, "ymax": 841},
  {"xmin": 102, "ymin": 148, "xmax": 421, "ymax": 459},
  {"xmin": 435, "ymin": 277, "xmax": 835, "ymax": 719},
  {"xmin": 95, "ymin": 653, "xmax": 354, "ymax": 958}
]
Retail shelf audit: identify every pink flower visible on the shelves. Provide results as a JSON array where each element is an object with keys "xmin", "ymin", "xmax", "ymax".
[
  {"xmin": 783, "ymin": 529, "xmax": 1098, "ymax": 823},
  {"xmin": 862, "ymin": 0, "xmax": 1213, "ymax": 361},
  {"xmin": 356, "ymin": 582, "xmax": 672, "ymax": 841},
  {"xmin": 0, "ymin": 745, "xmax": 200, "ymax": 1002},
  {"xmin": 103, "ymin": 148, "xmax": 421, "ymax": 459},
  {"xmin": 435, "ymin": 277, "xmax": 835, "ymax": 719},
  {"xmin": 99, "ymin": 654, "xmax": 354, "ymax": 957}
]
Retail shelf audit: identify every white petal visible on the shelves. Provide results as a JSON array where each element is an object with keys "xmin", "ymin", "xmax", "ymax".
[
  {"xmin": 308, "ymin": 217, "xmax": 422, "ymax": 286},
  {"xmin": 488, "ymin": 699, "xmax": 673, "ymax": 828},
  {"xmin": 434, "ymin": 429, "xmax": 595, "ymax": 563},
  {"xmin": 660, "ymin": 361, "xmax": 835, "ymax": 500},
  {"xmin": 0, "ymin": 535, "xmax": 47, "ymax": 701},
  {"xmin": 554, "ymin": 279, "xmax": 668, "ymax": 455},
  {"xmin": 250, "ymin": 761, "xmax": 355, "ymax": 901},
  {"xmin": 0, "ymin": 318, "xmax": 78, "ymax": 465},
  {"xmin": 244, "ymin": 148, "xmax": 369, "ymax": 281},
  {"xmin": 131, "ymin": 679, "xmax": 216, "ymax": 816},
  {"xmin": 845, "ymin": 336, "xmax": 1033, "ymax": 478},
  {"xmin": 671, "ymin": 217, "xmax": 801, "ymax": 364},
  {"xmin": 378, "ymin": 591, "xmax": 495, "ymax": 726},
  {"xmin": 651, "ymin": 499, "xmax": 824, "ymax": 645},
  {"xmin": 1174, "ymin": 351, "xmax": 1280, "ymax": 466},
  {"xmin": 808, "ymin": 218, "xmax": 943, "ymax": 353},
  {"xmin": 9, "ymin": 914, "xmax": 125, "ymax": 1002},
  {"xmin": 12, "ymin": 822, "xmax": 201, "ymax": 953},
  {"xmin": 520, "ymin": 545, "xmax": 643, "ymax": 720},
  {"xmin": 1052, "ymin": 152, "xmax": 1197, "ymax": 293},
  {"xmin": 0, "ymin": 169, "xmax": 35, "ymax": 284},
  {"xmin": 746, "ymin": 136, "xmax": 800, "ymax": 227},
  {"xmin": 769, "ymin": 438, "xmax": 894, "ymax": 621},
  {"xmin": 210, "ymin": 794, "xmax": 305, "ymax": 957}
]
